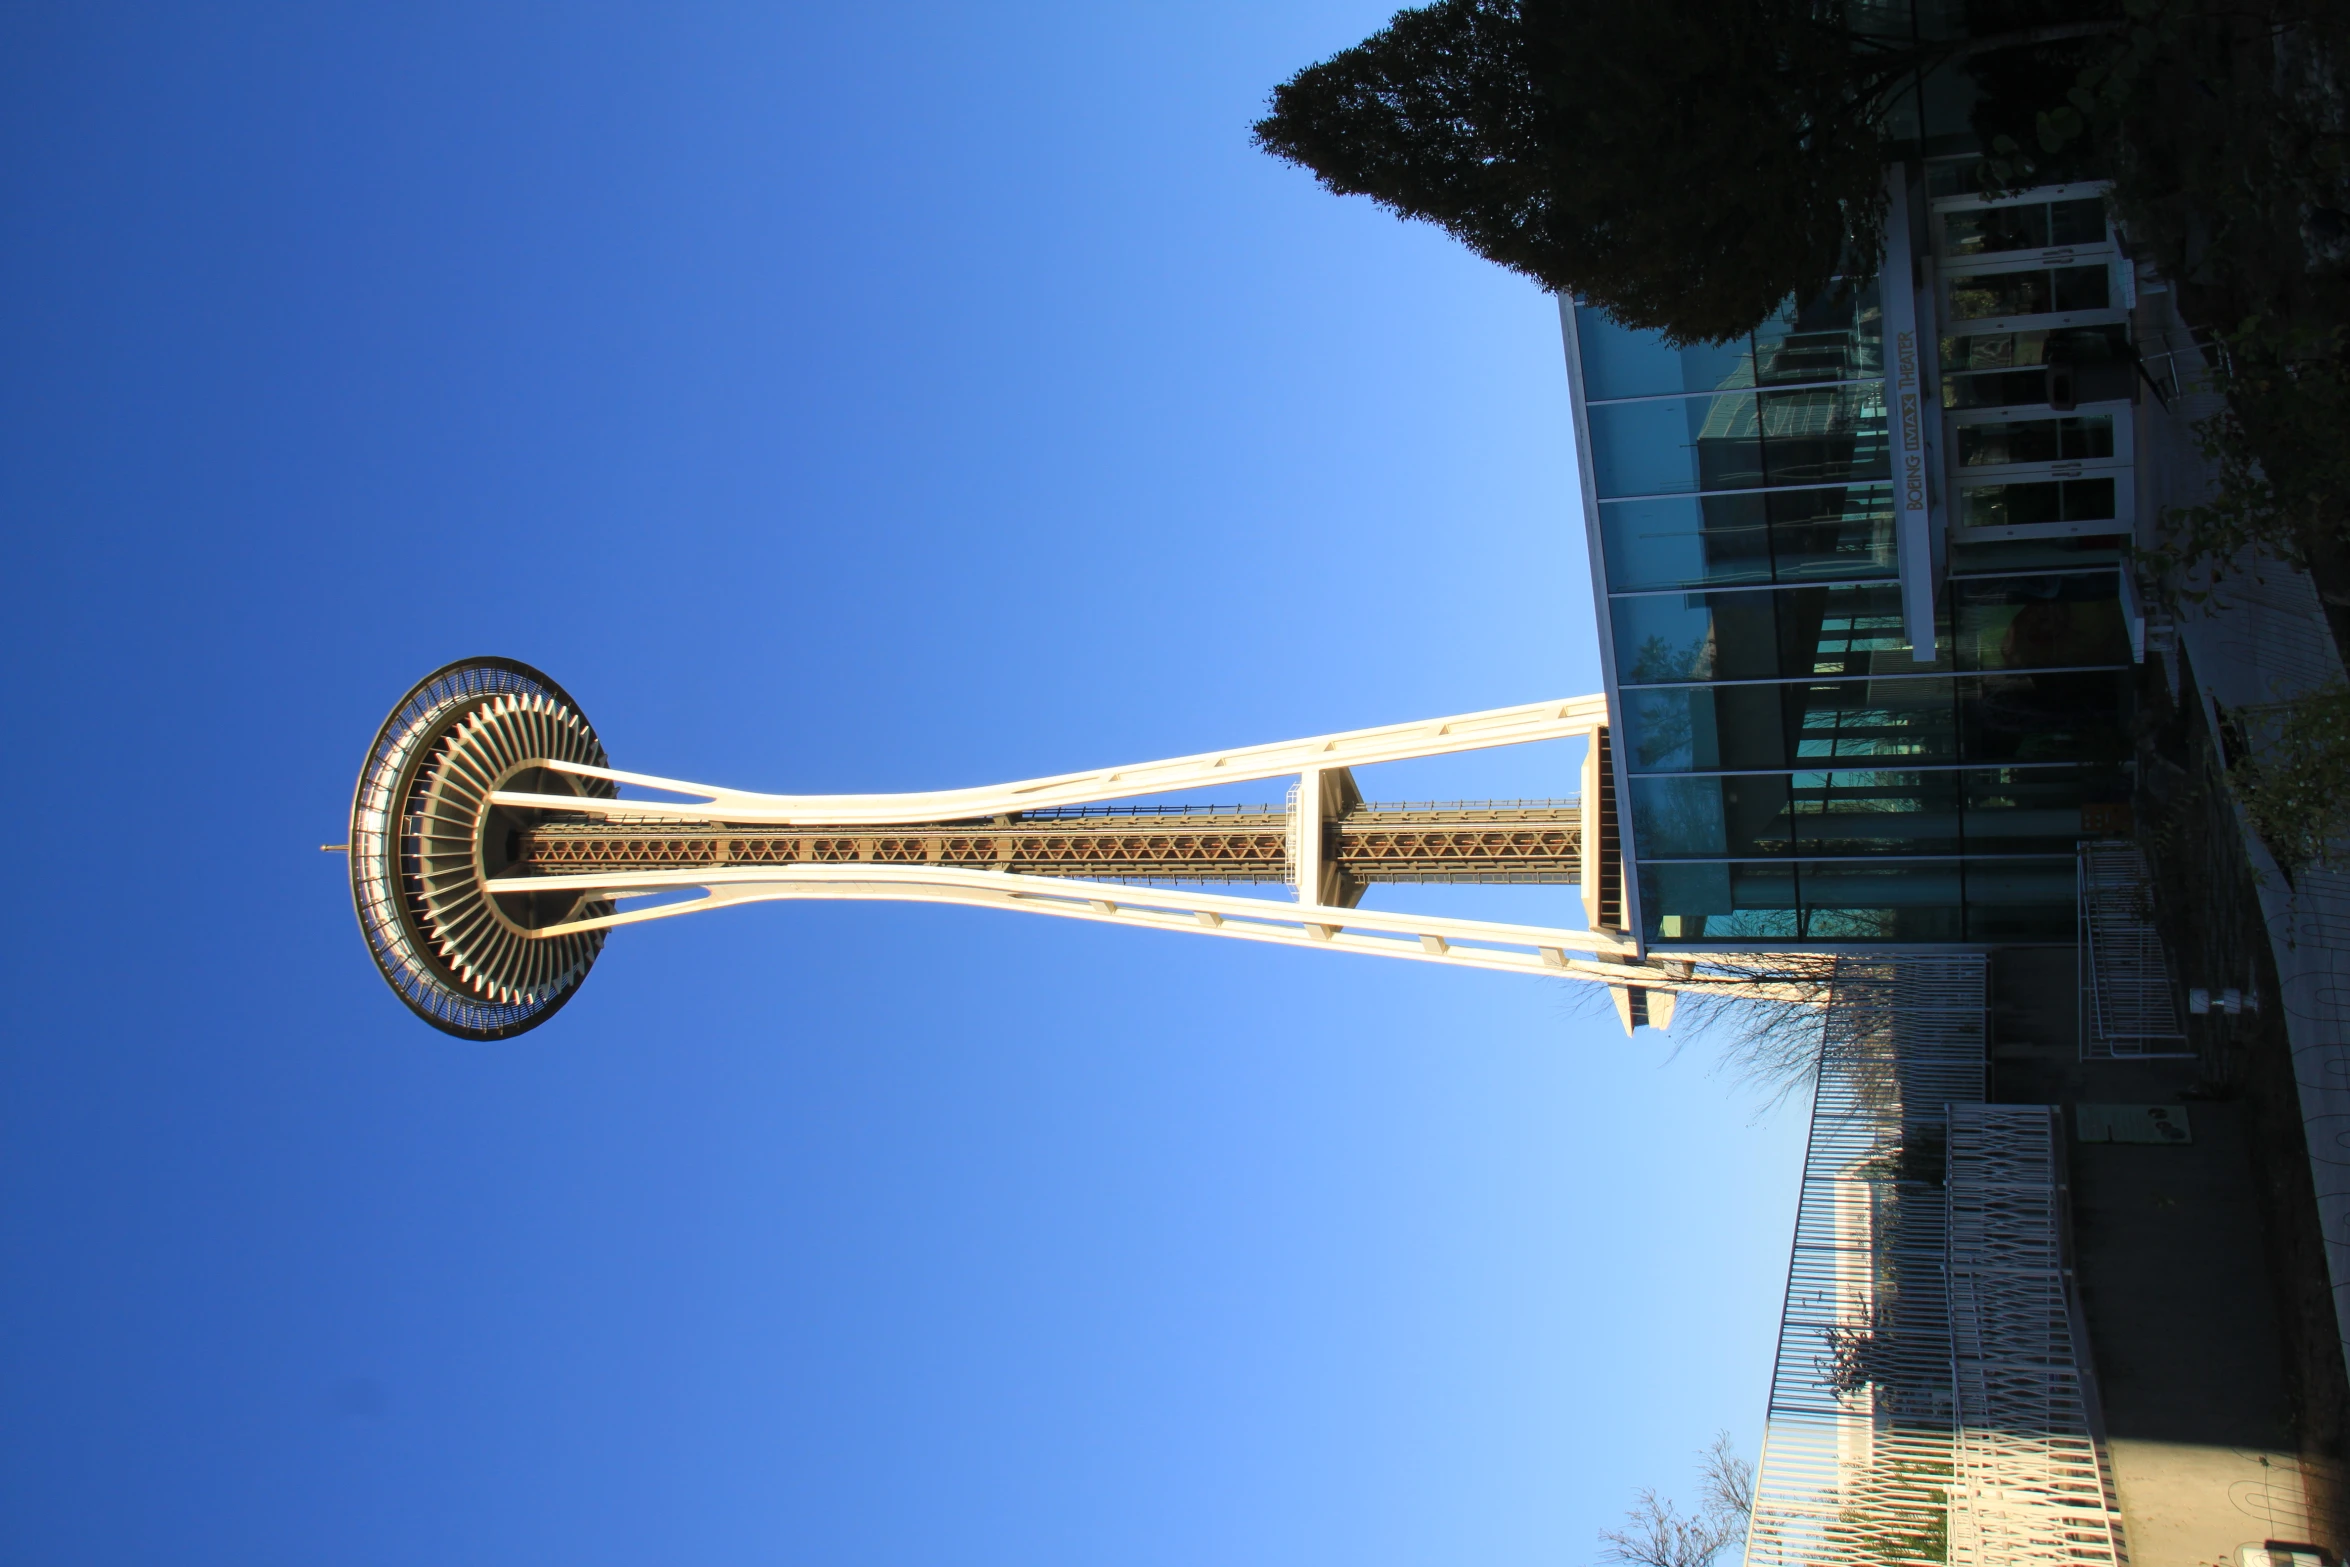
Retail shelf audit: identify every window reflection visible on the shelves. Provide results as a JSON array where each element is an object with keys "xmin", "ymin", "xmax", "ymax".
[
  {"xmin": 1588, "ymin": 388, "xmax": 1890, "ymax": 500},
  {"xmin": 1791, "ymin": 770, "xmax": 1962, "ymax": 855},
  {"xmin": 1575, "ymin": 305, "xmax": 1752, "ymax": 399},
  {"xmin": 1753, "ymin": 279, "xmax": 1883, "ymax": 383},
  {"xmin": 1958, "ymin": 416, "xmax": 2115, "ymax": 466},
  {"xmin": 1612, "ymin": 584, "xmax": 1938, "ymax": 687},
  {"xmin": 1960, "ymin": 478, "xmax": 2120, "ymax": 529},
  {"xmin": 1947, "ymin": 264, "xmax": 2111, "ymax": 322},
  {"xmin": 1577, "ymin": 281, "xmax": 1883, "ymax": 402},
  {"xmin": 1954, "ymin": 575, "xmax": 2130, "ymax": 670},
  {"xmin": 1962, "ymin": 766, "xmax": 2127, "ymax": 852},
  {"xmin": 1940, "ymin": 324, "xmax": 2129, "ymax": 410},
  {"xmin": 1793, "ymin": 680, "xmax": 1960, "ymax": 764},
  {"xmin": 1959, "ymin": 670, "xmax": 2132, "ymax": 763},
  {"xmin": 1597, "ymin": 486, "xmax": 1900, "ymax": 591},
  {"xmin": 1940, "ymin": 198, "xmax": 2106, "ymax": 256}
]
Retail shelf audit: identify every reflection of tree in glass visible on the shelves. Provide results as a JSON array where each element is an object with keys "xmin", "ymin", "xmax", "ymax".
[
  {"xmin": 1627, "ymin": 634, "xmax": 1714, "ymax": 770},
  {"xmin": 1630, "ymin": 632, "xmax": 1709, "ymax": 683},
  {"xmin": 1631, "ymin": 690, "xmax": 1693, "ymax": 770},
  {"xmin": 1792, "ymin": 772, "xmax": 1927, "ymax": 816}
]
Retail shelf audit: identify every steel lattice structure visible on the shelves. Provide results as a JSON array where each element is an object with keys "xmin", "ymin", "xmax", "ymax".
[{"xmin": 345, "ymin": 657, "xmax": 1826, "ymax": 1038}]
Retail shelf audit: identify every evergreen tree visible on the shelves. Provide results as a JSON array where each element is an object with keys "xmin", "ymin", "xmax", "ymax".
[{"xmin": 1254, "ymin": 0, "xmax": 2119, "ymax": 344}]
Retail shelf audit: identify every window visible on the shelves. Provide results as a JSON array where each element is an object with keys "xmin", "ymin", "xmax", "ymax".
[
  {"xmin": 1961, "ymin": 479, "xmax": 2120, "ymax": 529},
  {"xmin": 1940, "ymin": 197, "xmax": 2107, "ymax": 256},
  {"xmin": 1585, "ymin": 387, "xmax": 1889, "ymax": 499},
  {"xmin": 1596, "ymin": 485, "xmax": 1899, "ymax": 591},
  {"xmin": 1612, "ymin": 583, "xmax": 1935, "ymax": 687},
  {"xmin": 1957, "ymin": 415, "xmax": 2116, "ymax": 467},
  {"xmin": 1947, "ymin": 264, "xmax": 2110, "ymax": 322}
]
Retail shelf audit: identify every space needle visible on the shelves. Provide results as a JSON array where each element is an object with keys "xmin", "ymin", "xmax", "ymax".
[{"xmin": 342, "ymin": 658, "xmax": 1822, "ymax": 1038}]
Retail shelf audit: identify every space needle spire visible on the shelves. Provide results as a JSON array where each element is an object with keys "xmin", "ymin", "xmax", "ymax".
[{"xmin": 344, "ymin": 658, "xmax": 1822, "ymax": 1038}]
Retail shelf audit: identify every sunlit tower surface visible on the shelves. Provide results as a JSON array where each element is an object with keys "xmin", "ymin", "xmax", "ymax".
[{"xmin": 345, "ymin": 658, "xmax": 1820, "ymax": 1039}]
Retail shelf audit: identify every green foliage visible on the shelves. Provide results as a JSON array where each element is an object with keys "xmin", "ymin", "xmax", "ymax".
[
  {"xmin": 2147, "ymin": 319, "xmax": 2350, "ymax": 597},
  {"xmin": 1252, "ymin": 0, "xmax": 1900, "ymax": 345},
  {"xmin": 1983, "ymin": 0, "xmax": 2350, "ymax": 635},
  {"xmin": 2229, "ymin": 685, "xmax": 2350, "ymax": 872}
]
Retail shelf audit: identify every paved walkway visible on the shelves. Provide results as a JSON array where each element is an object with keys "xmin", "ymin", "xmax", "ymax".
[{"xmin": 2136, "ymin": 286, "xmax": 2350, "ymax": 1386}]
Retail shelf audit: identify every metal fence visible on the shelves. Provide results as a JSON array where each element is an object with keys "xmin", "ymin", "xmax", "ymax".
[
  {"xmin": 1946, "ymin": 1105, "xmax": 2126, "ymax": 1567},
  {"xmin": 2079, "ymin": 840, "xmax": 2191, "ymax": 1059},
  {"xmin": 1745, "ymin": 956, "xmax": 2125, "ymax": 1567}
]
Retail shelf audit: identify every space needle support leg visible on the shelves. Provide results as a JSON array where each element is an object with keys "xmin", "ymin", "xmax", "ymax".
[{"xmin": 488, "ymin": 695, "xmax": 1612, "ymax": 826}]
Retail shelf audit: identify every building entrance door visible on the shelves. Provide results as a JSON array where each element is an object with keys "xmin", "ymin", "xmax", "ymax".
[
  {"xmin": 1930, "ymin": 182, "xmax": 2127, "ymax": 338},
  {"xmin": 1928, "ymin": 181, "xmax": 2136, "ymax": 543},
  {"xmin": 1948, "ymin": 404, "xmax": 2135, "ymax": 540}
]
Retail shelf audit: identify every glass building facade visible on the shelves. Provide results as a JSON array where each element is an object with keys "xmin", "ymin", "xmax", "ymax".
[{"xmin": 1562, "ymin": 166, "xmax": 2142, "ymax": 949}]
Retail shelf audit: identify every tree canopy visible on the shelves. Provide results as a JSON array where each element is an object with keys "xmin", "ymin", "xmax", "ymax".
[{"xmin": 1253, "ymin": 0, "xmax": 2114, "ymax": 344}]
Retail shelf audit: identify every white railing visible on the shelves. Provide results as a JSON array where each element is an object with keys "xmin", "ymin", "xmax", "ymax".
[
  {"xmin": 1946, "ymin": 1105, "xmax": 2126, "ymax": 1567},
  {"xmin": 1746, "ymin": 957, "xmax": 2126, "ymax": 1567},
  {"xmin": 2078, "ymin": 841, "xmax": 2190, "ymax": 1059}
]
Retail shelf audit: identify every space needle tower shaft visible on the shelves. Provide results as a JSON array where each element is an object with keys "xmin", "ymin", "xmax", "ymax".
[{"xmin": 345, "ymin": 659, "xmax": 1821, "ymax": 1039}]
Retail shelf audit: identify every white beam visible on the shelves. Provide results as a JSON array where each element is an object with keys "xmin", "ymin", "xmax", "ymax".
[
  {"xmin": 489, "ymin": 695, "xmax": 1609, "ymax": 825},
  {"xmin": 485, "ymin": 862, "xmax": 1823, "ymax": 1001}
]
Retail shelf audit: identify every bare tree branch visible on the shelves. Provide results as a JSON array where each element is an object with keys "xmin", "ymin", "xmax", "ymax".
[
  {"xmin": 1701, "ymin": 1430, "xmax": 1754, "ymax": 1526},
  {"xmin": 1598, "ymin": 1435, "xmax": 1753, "ymax": 1567},
  {"xmin": 1597, "ymin": 1488, "xmax": 1740, "ymax": 1567}
]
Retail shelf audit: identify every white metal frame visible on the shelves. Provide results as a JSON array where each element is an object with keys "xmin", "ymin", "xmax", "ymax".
[
  {"xmin": 1930, "ymin": 180, "xmax": 2129, "ymax": 337},
  {"xmin": 1947, "ymin": 401, "xmax": 2137, "ymax": 542},
  {"xmin": 2077, "ymin": 840, "xmax": 2191, "ymax": 1059}
]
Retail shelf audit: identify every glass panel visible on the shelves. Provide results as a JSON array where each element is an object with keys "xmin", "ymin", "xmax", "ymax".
[
  {"xmin": 1614, "ymin": 592, "xmax": 1726, "ymax": 683},
  {"xmin": 1793, "ymin": 679, "xmax": 1961, "ymax": 765},
  {"xmin": 1926, "ymin": 159, "xmax": 1976, "ymax": 199},
  {"xmin": 1940, "ymin": 199, "xmax": 2105, "ymax": 257},
  {"xmin": 1944, "ymin": 369, "xmax": 2055, "ymax": 410},
  {"xmin": 1803, "ymin": 585, "xmax": 1938, "ymax": 675},
  {"xmin": 1941, "ymin": 323, "xmax": 2129, "ymax": 375},
  {"xmin": 1961, "ymin": 766, "xmax": 2127, "ymax": 853},
  {"xmin": 1759, "ymin": 385, "xmax": 1891, "ymax": 487},
  {"xmin": 1954, "ymin": 575, "xmax": 2130, "ymax": 672},
  {"xmin": 1575, "ymin": 304, "xmax": 1752, "ymax": 400},
  {"xmin": 1964, "ymin": 858, "xmax": 2079, "ymax": 940},
  {"xmin": 1588, "ymin": 397, "xmax": 1710, "ymax": 498},
  {"xmin": 1957, "ymin": 415, "xmax": 2115, "ymax": 466},
  {"xmin": 1589, "ymin": 388, "xmax": 1890, "ymax": 498},
  {"xmin": 1947, "ymin": 264, "xmax": 2109, "ymax": 322},
  {"xmin": 1949, "ymin": 536, "xmax": 2126, "ymax": 574},
  {"xmin": 2049, "ymin": 197, "xmax": 2108, "ymax": 246},
  {"xmin": 1766, "ymin": 485, "xmax": 1901, "ymax": 581},
  {"xmin": 1944, "ymin": 204, "xmax": 2050, "ymax": 256},
  {"xmin": 1600, "ymin": 496, "xmax": 1773, "ymax": 590},
  {"xmin": 1790, "ymin": 769, "xmax": 1963, "ymax": 855},
  {"xmin": 1597, "ymin": 486, "xmax": 1900, "ymax": 591},
  {"xmin": 1613, "ymin": 584, "xmax": 1932, "ymax": 687},
  {"xmin": 1630, "ymin": 775, "xmax": 1729, "ymax": 857},
  {"xmin": 1628, "ymin": 681, "xmax": 1974, "ymax": 774},
  {"xmin": 1959, "ymin": 477, "xmax": 2119, "ymax": 529},
  {"xmin": 1959, "ymin": 670, "xmax": 2132, "ymax": 763},
  {"xmin": 1630, "ymin": 775, "xmax": 1800, "ymax": 858},
  {"xmin": 1622, "ymin": 686, "xmax": 1722, "ymax": 772},
  {"xmin": 1637, "ymin": 863, "xmax": 1799, "ymax": 943},
  {"xmin": 1799, "ymin": 861, "xmax": 1966, "ymax": 941},
  {"xmin": 1612, "ymin": 590, "xmax": 1777, "ymax": 683},
  {"xmin": 2053, "ymin": 265, "xmax": 2110, "ymax": 311},
  {"xmin": 1754, "ymin": 278, "xmax": 1883, "ymax": 384}
]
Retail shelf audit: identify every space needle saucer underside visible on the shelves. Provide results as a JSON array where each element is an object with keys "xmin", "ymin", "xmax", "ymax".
[{"xmin": 347, "ymin": 657, "xmax": 613, "ymax": 1040}]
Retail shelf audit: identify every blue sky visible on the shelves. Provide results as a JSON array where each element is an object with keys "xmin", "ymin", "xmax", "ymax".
[{"xmin": 0, "ymin": 5, "xmax": 1804, "ymax": 1563}]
